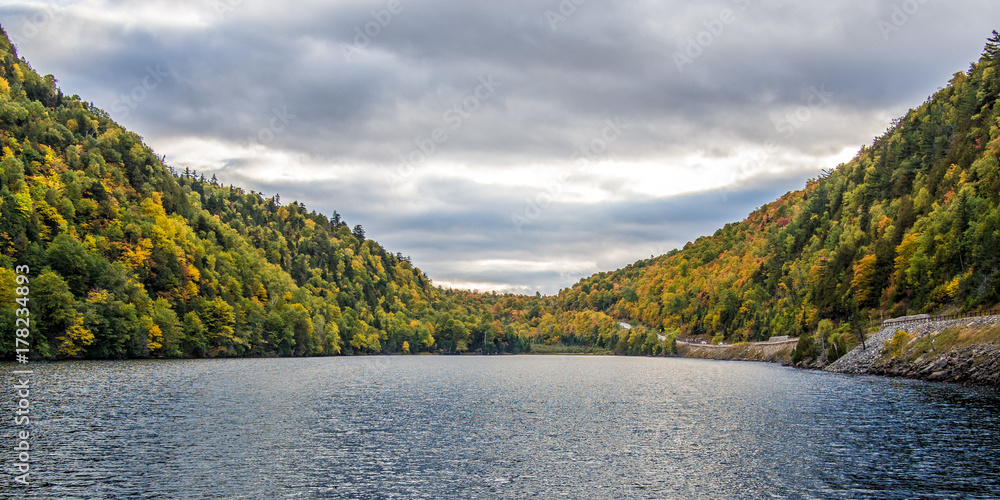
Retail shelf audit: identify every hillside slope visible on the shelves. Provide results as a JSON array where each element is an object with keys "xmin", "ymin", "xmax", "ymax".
[
  {"xmin": 4, "ymin": 26, "xmax": 999, "ymax": 362},
  {"xmin": 0, "ymin": 26, "xmax": 527, "ymax": 359},
  {"xmin": 532, "ymin": 32, "xmax": 1000, "ymax": 357}
]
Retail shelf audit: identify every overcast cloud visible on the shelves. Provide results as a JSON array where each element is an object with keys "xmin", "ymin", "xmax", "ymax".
[{"xmin": 2, "ymin": 0, "xmax": 997, "ymax": 293}]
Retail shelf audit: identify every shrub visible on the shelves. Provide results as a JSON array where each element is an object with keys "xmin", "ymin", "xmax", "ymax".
[
  {"xmin": 826, "ymin": 332, "xmax": 848, "ymax": 362},
  {"xmin": 791, "ymin": 332, "xmax": 818, "ymax": 364},
  {"xmin": 883, "ymin": 330, "xmax": 909, "ymax": 358}
]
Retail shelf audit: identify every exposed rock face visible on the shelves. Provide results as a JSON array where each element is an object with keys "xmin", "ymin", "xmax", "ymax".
[
  {"xmin": 678, "ymin": 339, "xmax": 796, "ymax": 363},
  {"xmin": 867, "ymin": 345, "xmax": 1000, "ymax": 386},
  {"xmin": 826, "ymin": 315, "xmax": 1000, "ymax": 388},
  {"xmin": 826, "ymin": 327, "xmax": 901, "ymax": 374}
]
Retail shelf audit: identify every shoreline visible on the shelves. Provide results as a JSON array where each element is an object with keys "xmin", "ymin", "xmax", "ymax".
[
  {"xmin": 676, "ymin": 338, "xmax": 797, "ymax": 364},
  {"xmin": 825, "ymin": 315, "xmax": 1000, "ymax": 388},
  {"xmin": 667, "ymin": 315, "xmax": 1000, "ymax": 388},
  {"xmin": 6, "ymin": 318, "xmax": 999, "ymax": 389}
]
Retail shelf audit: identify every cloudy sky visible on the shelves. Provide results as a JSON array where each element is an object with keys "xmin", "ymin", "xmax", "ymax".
[{"xmin": 1, "ymin": 0, "xmax": 997, "ymax": 294}]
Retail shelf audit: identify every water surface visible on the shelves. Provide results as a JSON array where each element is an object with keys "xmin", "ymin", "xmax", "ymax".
[{"xmin": 3, "ymin": 356, "xmax": 999, "ymax": 499}]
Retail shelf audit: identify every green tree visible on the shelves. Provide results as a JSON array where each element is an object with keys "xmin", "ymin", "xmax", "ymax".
[
  {"xmin": 201, "ymin": 298, "xmax": 236, "ymax": 352},
  {"xmin": 287, "ymin": 304, "xmax": 316, "ymax": 356},
  {"xmin": 32, "ymin": 270, "xmax": 77, "ymax": 357},
  {"xmin": 46, "ymin": 234, "xmax": 95, "ymax": 295},
  {"xmin": 826, "ymin": 332, "xmax": 848, "ymax": 363},
  {"xmin": 181, "ymin": 311, "xmax": 208, "ymax": 357},
  {"xmin": 264, "ymin": 310, "xmax": 295, "ymax": 356},
  {"xmin": 150, "ymin": 298, "xmax": 182, "ymax": 357},
  {"xmin": 791, "ymin": 332, "xmax": 818, "ymax": 364},
  {"xmin": 984, "ymin": 29, "xmax": 1000, "ymax": 65},
  {"xmin": 82, "ymin": 289, "xmax": 142, "ymax": 358},
  {"xmin": 442, "ymin": 317, "xmax": 469, "ymax": 353}
]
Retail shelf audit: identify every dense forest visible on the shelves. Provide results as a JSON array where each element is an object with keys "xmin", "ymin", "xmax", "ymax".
[
  {"xmin": 532, "ymin": 32, "xmax": 1000, "ymax": 360},
  {"xmin": 2, "ymin": 26, "xmax": 999, "ymax": 361},
  {"xmin": 0, "ymin": 27, "xmax": 529, "ymax": 359}
]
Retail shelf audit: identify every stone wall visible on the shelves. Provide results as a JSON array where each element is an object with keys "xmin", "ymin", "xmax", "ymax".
[{"xmin": 826, "ymin": 315, "xmax": 1000, "ymax": 387}]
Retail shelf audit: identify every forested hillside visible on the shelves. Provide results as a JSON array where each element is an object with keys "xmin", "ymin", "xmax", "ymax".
[
  {"xmin": 3, "ymin": 24, "xmax": 999, "ymax": 362},
  {"xmin": 539, "ymin": 32, "xmax": 1000, "ymax": 355},
  {"xmin": 0, "ymin": 27, "xmax": 528, "ymax": 359}
]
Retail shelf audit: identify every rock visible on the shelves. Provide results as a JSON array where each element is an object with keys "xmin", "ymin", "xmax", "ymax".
[{"xmin": 824, "ymin": 314, "xmax": 1000, "ymax": 388}]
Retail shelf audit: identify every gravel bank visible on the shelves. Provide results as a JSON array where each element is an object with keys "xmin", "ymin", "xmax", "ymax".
[{"xmin": 826, "ymin": 315, "xmax": 1000, "ymax": 386}]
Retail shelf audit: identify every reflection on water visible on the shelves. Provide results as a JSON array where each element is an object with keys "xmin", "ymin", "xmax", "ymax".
[{"xmin": 3, "ymin": 356, "xmax": 999, "ymax": 499}]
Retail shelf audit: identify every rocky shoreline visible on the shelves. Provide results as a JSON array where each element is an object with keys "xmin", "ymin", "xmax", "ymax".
[
  {"xmin": 673, "ymin": 315, "xmax": 1000, "ymax": 388},
  {"xmin": 677, "ymin": 338, "xmax": 796, "ymax": 363},
  {"xmin": 825, "ymin": 315, "xmax": 1000, "ymax": 387}
]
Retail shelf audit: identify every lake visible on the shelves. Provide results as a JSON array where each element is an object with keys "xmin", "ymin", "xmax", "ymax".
[{"xmin": 3, "ymin": 355, "xmax": 1000, "ymax": 499}]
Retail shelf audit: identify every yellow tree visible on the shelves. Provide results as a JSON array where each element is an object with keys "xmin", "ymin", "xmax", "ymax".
[
  {"xmin": 851, "ymin": 254, "xmax": 879, "ymax": 307},
  {"xmin": 57, "ymin": 317, "xmax": 94, "ymax": 357},
  {"xmin": 893, "ymin": 233, "xmax": 921, "ymax": 287}
]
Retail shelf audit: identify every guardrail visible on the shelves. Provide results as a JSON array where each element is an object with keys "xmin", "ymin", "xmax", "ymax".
[{"xmin": 881, "ymin": 307, "xmax": 1000, "ymax": 328}]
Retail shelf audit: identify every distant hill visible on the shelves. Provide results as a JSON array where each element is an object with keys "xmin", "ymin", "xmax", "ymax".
[
  {"xmin": 4, "ymin": 24, "xmax": 999, "ymax": 361},
  {"xmin": 520, "ymin": 31, "xmax": 1000, "ymax": 355},
  {"xmin": 0, "ymin": 26, "xmax": 527, "ymax": 359}
]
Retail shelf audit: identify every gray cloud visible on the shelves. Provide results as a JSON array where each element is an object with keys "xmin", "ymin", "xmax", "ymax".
[
  {"xmin": 2, "ymin": 0, "xmax": 998, "ymax": 293},
  {"xmin": 219, "ymin": 164, "xmax": 814, "ymax": 293}
]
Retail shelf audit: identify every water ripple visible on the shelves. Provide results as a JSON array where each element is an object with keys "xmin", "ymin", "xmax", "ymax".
[{"xmin": 2, "ymin": 356, "xmax": 999, "ymax": 499}]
